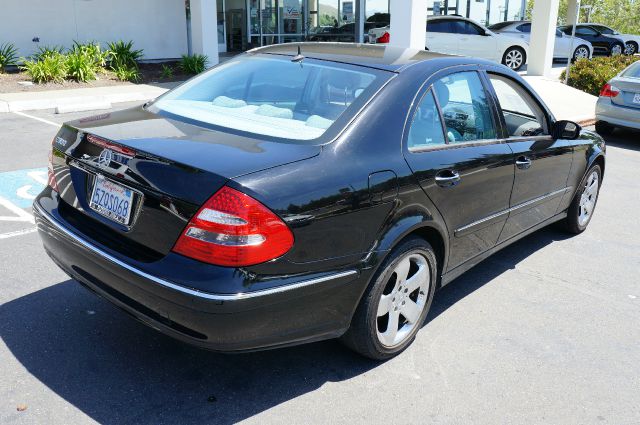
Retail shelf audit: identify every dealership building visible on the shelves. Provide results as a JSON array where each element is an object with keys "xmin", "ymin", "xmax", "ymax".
[{"xmin": 5, "ymin": 0, "xmax": 576, "ymax": 77}]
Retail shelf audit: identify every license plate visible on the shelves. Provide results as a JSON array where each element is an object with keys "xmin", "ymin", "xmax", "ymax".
[
  {"xmin": 633, "ymin": 93, "xmax": 640, "ymax": 104},
  {"xmin": 89, "ymin": 175, "xmax": 135, "ymax": 225}
]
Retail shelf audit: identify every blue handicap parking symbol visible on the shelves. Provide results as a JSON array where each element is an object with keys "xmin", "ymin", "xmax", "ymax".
[{"xmin": 0, "ymin": 167, "xmax": 48, "ymax": 209}]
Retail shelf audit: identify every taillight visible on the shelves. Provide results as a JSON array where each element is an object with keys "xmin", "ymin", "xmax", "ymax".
[
  {"xmin": 599, "ymin": 83, "xmax": 620, "ymax": 98},
  {"xmin": 48, "ymin": 139, "xmax": 59, "ymax": 192},
  {"xmin": 377, "ymin": 32, "xmax": 390, "ymax": 43},
  {"xmin": 172, "ymin": 186, "xmax": 294, "ymax": 267}
]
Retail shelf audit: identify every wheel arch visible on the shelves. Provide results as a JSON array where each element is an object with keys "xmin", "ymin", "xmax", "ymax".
[{"xmin": 374, "ymin": 214, "xmax": 449, "ymax": 287}]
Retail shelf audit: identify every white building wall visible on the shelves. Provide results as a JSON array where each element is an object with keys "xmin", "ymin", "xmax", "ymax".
[{"xmin": 1, "ymin": 0, "xmax": 188, "ymax": 60}]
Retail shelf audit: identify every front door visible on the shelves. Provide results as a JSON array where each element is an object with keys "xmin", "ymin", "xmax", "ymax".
[
  {"xmin": 403, "ymin": 70, "xmax": 514, "ymax": 271},
  {"xmin": 455, "ymin": 20, "xmax": 498, "ymax": 62},
  {"xmin": 484, "ymin": 72, "xmax": 574, "ymax": 242}
]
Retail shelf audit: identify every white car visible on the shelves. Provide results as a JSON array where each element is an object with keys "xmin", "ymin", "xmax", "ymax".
[
  {"xmin": 586, "ymin": 23, "xmax": 640, "ymax": 56},
  {"xmin": 368, "ymin": 16, "xmax": 530, "ymax": 70},
  {"xmin": 488, "ymin": 21, "xmax": 593, "ymax": 61}
]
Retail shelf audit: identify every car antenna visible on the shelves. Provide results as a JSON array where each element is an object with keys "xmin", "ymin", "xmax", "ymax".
[{"xmin": 291, "ymin": 45, "xmax": 304, "ymax": 63}]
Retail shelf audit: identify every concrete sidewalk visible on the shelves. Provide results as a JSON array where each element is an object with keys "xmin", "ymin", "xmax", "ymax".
[
  {"xmin": 522, "ymin": 75, "xmax": 597, "ymax": 125},
  {"xmin": 0, "ymin": 82, "xmax": 178, "ymax": 114},
  {"xmin": 0, "ymin": 74, "xmax": 597, "ymax": 125}
]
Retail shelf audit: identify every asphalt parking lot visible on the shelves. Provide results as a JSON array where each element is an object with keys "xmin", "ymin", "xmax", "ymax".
[{"xmin": 1, "ymin": 104, "xmax": 639, "ymax": 425}]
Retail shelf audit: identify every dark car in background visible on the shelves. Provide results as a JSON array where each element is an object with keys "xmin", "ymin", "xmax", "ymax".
[
  {"xmin": 307, "ymin": 22, "xmax": 382, "ymax": 42},
  {"xmin": 559, "ymin": 24, "xmax": 625, "ymax": 56},
  {"xmin": 35, "ymin": 43, "xmax": 605, "ymax": 360}
]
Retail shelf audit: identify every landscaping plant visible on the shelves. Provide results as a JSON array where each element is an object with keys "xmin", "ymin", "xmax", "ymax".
[
  {"xmin": 179, "ymin": 54, "xmax": 208, "ymax": 75},
  {"xmin": 107, "ymin": 40, "xmax": 143, "ymax": 70},
  {"xmin": 562, "ymin": 55, "xmax": 640, "ymax": 96},
  {"xmin": 65, "ymin": 50, "xmax": 98, "ymax": 82},
  {"xmin": 161, "ymin": 64, "xmax": 174, "ymax": 79},
  {"xmin": 0, "ymin": 42, "xmax": 18, "ymax": 72},
  {"xmin": 21, "ymin": 52, "xmax": 68, "ymax": 84},
  {"xmin": 113, "ymin": 65, "xmax": 141, "ymax": 82},
  {"xmin": 32, "ymin": 45, "xmax": 65, "ymax": 62}
]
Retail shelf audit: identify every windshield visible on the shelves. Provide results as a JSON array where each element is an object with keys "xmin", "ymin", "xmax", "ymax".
[
  {"xmin": 622, "ymin": 62, "xmax": 640, "ymax": 79},
  {"xmin": 148, "ymin": 55, "xmax": 390, "ymax": 143}
]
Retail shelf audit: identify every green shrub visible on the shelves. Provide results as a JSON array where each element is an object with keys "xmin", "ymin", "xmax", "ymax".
[
  {"xmin": 65, "ymin": 50, "xmax": 98, "ymax": 82},
  {"xmin": 21, "ymin": 52, "xmax": 68, "ymax": 83},
  {"xmin": 562, "ymin": 55, "xmax": 640, "ymax": 96},
  {"xmin": 0, "ymin": 42, "xmax": 18, "ymax": 72},
  {"xmin": 160, "ymin": 64, "xmax": 173, "ymax": 79},
  {"xmin": 69, "ymin": 41, "xmax": 108, "ymax": 69},
  {"xmin": 179, "ymin": 54, "xmax": 208, "ymax": 75},
  {"xmin": 113, "ymin": 65, "xmax": 141, "ymax": 82},
  {"xmin": 107, "ymin": 40, "xmax": 143, "ymax": 70},
  {"xmin": 32, "ymin": 45, "xmax": 65, "ymax": 62}
]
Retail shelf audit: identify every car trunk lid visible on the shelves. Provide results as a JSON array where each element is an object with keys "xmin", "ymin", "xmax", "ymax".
[
  {"xmin": 610, "ymin": 77, "xmax": 640, "ymax": 109},
  {"xmin": 51, "ymin": 106, "xmax": 320, "ymax": 260}
]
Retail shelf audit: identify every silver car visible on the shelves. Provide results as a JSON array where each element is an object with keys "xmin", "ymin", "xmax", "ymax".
[{"xmin": 596, "ymin": 61, "xmax": 640, "ymax": 134}]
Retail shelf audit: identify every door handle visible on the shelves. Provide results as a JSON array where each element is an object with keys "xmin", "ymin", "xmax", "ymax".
[
  {"xmin": 516, "ymin": 155, "xmax": 532, "ymax": 169},
  {"xmin": 435, "ymin": 169, "xmax": 461, "ymax": 187}
]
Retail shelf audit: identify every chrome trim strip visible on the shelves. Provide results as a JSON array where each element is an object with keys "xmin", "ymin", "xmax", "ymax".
[
  {"xmin": 34, "ymin": 203, "xmax": 358, "ymax": 301},
  {"xmin": 455, "ymin": 187, "xmax": 569, "ymax": 235}
]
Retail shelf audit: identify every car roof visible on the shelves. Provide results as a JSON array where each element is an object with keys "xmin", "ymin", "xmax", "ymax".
[{"xmin": 248, "ymin": 42, "xmax": 458, "ymax": 72}]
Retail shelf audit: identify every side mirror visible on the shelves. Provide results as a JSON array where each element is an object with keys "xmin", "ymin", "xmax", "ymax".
[{"xmin": 553, "ymin": 120, "xmax": 581, "ymax": 140}]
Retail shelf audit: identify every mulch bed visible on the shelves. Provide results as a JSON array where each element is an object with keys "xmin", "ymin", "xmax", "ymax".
[{"xmin": 0, "ymin": 62, "xmax": 188, "ymax": 93}]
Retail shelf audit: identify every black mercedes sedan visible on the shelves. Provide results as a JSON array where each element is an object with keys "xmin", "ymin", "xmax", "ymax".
[
  {"xmin": 35, "ymin": 43, "xmax": 605, "ymax": 360},
  {"xmin": 559, "ymin": 24, "xmax": 625, "ymax": 56}
]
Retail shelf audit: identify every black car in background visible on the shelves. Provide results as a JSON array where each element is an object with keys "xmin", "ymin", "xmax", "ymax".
[
  {"xmin": 559, "ymin": 24, "xmax": 625, "ymax": 56},
  {"xmin": 307, "ymin": 22, "xmax": 382, "ymax": 42},
  {"xmin": 35, "ymin": 43, "xmax": 605, "ymax": 360}
]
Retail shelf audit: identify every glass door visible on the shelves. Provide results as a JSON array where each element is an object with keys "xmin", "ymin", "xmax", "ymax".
[
  {"xmin": 249, "ymin": 0, "xmax": 306, "ymax": 47},
  {"xmin": 217, "ymin": 0, "xmax": 227, "ymax": 52}
]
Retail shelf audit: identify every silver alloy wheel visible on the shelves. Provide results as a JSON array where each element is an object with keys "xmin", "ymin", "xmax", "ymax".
[
  {"xmin": 624, "ymin": 42, "xmax": 637, "ymax": 55},
  {"xmin": 504, "ymin": 48, "xmax": 524, "ymax": 70},
  {"xmin": 611, "ymin": 44, "xmax": 623, "ymax": 56},
  {"xmin": 376, "ymin": 253, "xmax": 430, "ymax": 348},
  {"xmin": 574, "ymin": 46, "xmax": 590, "ymax": 60},
  {"xmin": 578, "ymin": 171, "xmax": 599, "ymax": 227}
]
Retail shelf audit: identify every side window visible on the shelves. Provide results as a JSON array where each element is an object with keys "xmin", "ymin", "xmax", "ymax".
[
  {"xmin": 463, "ymin": 22, "xmax": 484, "ymax": 35},
  {"xmin": 433, "ymin": 72, "xmax": 497, "ymax": 143},
  {"xmin": 488, "ymin": 74, "xmax": 548, "ymax": 137},
  {"xmin": 408, "ymin": 89, "xmax": 446, "ymax": 150},
  {"xmin": 516, "ymin": 23, "xmax": 531, "ymax": 33},
  {"xmin": 428, "ymin": 20, "xmax": 451, "ymax": 33}
]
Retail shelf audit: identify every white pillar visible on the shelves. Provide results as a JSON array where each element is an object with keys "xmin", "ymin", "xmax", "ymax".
[
  {"xmin": 566, "ymin": 0, "xmax": 578, "ymax": 26},
  {"xmin": 527, "ymin": 0, "xmax": 559, "ymax": 76},
  {"xmin": 190, "ymin": 0, "xmax": 219, "ymax": 66},
  {"xmin": 389, "ymin": 0, "xmax": 428, "ymax": 50}
]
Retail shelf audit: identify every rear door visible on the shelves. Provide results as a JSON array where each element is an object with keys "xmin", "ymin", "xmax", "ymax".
[
  {"xmin": 403, "ymin": 69, "xmax": 514, "ymax": 271},
  {"xmin": 484, "ymin": 72, "xmax": 574, "ymax": 242},
  {"xmin": 426, "ymin": 19, "xmax": 460, "ymax": 54}
]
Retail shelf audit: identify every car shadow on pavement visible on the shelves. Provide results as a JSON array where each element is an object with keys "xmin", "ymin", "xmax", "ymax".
[
  {"xmin": 602, "ymin": 128, "xmax": 640, "ymax": 152},
  {"xmin": 1, "ymin": 227, "xmax": 569, "ymax": 424}
]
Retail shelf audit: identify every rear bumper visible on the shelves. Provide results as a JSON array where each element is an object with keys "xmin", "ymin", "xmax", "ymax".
[
  {"xmin": 34, "ymin": 195, "xmax": 365, "ymax": 352},
  {"xmin": 596, "ymin": 98, "xmax": 640, "ymax": 130}
]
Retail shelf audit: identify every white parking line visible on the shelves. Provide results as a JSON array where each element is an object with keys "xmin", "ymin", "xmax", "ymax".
[
  {"xmin": 12, "ymin": 111, "xmax": 60, "ymax": 128},
  {"xmin": 0, "ymin": 196, "xmax": 34, "ymax": 224},
  {"xmin": 0, "ymin": 228, "xmax": 37, "ymax": 239}
]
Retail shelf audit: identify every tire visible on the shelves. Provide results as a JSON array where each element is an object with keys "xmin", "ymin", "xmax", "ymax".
[
  {"xmin": 595, "ymin": 120, "xmax": 613, "ymax": 135},
  {"xmin": 341, "ymin": 236, "xmax": 437, "ymax": 360},
  {"xmin": 502, "ymin": 46, "xmax": 526, "ymax": 71},
  {"xmin": 610, "ymin": 43, "xmax": 624, "ymax": 56},
  {"xmin": 624, "ymin": 41, "xmax": 638, "ymax": 55},
  {"xmin": 573, "ymin": 45, "xmax": 590, "ymax": 61},
  {"xmin": 564, "ymin": 164, "xmax": 602, "ymax": 234}
]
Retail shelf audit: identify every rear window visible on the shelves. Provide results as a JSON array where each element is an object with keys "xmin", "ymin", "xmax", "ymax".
[
  {"xmin": 148, "ymin": 55, "xmax": 390, "ymax": 143},
  {"xmin": 622, "ymin": 62, "xmax": 640, "ymax": 79}
]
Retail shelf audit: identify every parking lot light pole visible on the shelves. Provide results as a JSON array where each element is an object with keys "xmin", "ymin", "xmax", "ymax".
[{"xmin": 564, "ymin": 0, "xmax": 581, "ymax": 85}]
